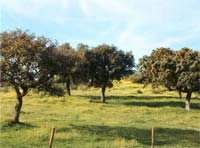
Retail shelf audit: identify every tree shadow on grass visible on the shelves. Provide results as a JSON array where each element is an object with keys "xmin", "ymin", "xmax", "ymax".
[
  {"xmin": 76, "ymin": 93, "xmax": 200, "ymax": 101},
  {"xmin": 75, "ymin": 94, "xmax": 200, "ymax": 109},
  {"xmin": 123, "ymin": 100, "xmax": 200, "ymax": 110},
  {"xmin": 107, "ymin": 95, "xmax": 177, "ymax": 100},
  {"xmin": 0, "ymin": 121, "xmax": 38, "ymax": 130},
  {"xmin": 76, "ymin": 94, "xmax": 179, "ymax": 101},
  {"xmin": 108, "ymin": 96, "xmax": 200, "ymax": 110},
  {"xmin": 119, "ymin": 95, "xmax": 200, "ymax": 109},
  {"xmin": 58, "ymin": 124, "xmax": 200, "ymax": 147},
  {"xmin": 56, "ymin": 127, "xmax": 71, "ymax": 133}
]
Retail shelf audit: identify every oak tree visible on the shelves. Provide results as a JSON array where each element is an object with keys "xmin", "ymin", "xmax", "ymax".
[
  {"xmin": 54, "ymin": 43, "xmax": 89, "ymax": 96},
  {"xmin": 0, "ymin": 29, "xmax": 60, "ymax": 123},
  {"xmin": 175, "ymin": 48, "xmax": 200, "ymax": 110},
  {"xmin": 85, "ymin": 44, "xmax": 134, "ymax": 103},
  {"xmin": 55, "ymin": 43, "xmax": 77, "ymax": 96},
  {"xmin": 137, "ymin": 47, "xmax": 200, "ymax": 110}
]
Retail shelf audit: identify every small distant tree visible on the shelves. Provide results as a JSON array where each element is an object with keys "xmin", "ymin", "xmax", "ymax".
[
  {"xmin": 135, "ymin": 55, "xmax": 152, "ymax": 85},
  {"xmin": 0, "ymin": 29, "xmax": 62, "ymax": 123},
  {"xmin": 129, "ymin": 73, "xmax": 144, "ymax": 84},
  {"xmin": 85, "ymin": 44, "xmax": 134, "ymax": 103}
]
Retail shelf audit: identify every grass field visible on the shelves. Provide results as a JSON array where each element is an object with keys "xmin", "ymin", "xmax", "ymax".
[{"xmin": 0, "ymin": 80, "xmax": 200, "ymax": 148}]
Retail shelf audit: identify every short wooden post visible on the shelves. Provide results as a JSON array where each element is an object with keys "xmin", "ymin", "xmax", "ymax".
[
  {"xmin": 49, "ymin": 127, "xmax": 56, "ymax": 148},
  {"xmin": 151, "ymin": 127, "xmax": 155, "ymax": 148}
]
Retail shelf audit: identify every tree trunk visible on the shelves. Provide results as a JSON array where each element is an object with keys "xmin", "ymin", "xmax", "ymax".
[
  {"xmin": 12, "ymin": 95, "xmax": 23, "ymax": 123},
  {"xmin": 101, "ymin": 86, "xmax": 106, "ymax": 103},
  {"xmin": 66, "ymin": 79, "xmax": 71, "ymax": 96},
  {"xmin": 185, "ymin": 92, "xmax": 192, "ymax": 110},
  {"xmin": 178, "ymin": 90, "xmax": 182, "ymax": 99}
]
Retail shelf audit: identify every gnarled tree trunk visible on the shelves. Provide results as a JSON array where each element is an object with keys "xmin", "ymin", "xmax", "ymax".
[
  {"xmin": 66, "ymin": 79, "xmax": 71, "ymax": 96},
  {"xmin": 12, "ymin": 86, "xmax": 28, "ymax": 124},
  {"xmin": 101, "ymin": 86, "xmax": 106, "ymax": 103},
  {"xmin": 185, "ymin": 92, "xmax": 192, "ymax": 110},
  {"xmin": 12, "ymin": 95, "xmax": 23, "ymax": 123}
]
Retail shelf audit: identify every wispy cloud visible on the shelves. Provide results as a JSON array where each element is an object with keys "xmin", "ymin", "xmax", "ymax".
[
  {"xmin": 1, "ymin": 0, "xmax": 200, "ymax": 61},
  {"xmin": 1, "ymin": 0, "xmax": 71, "ymax": 24}
]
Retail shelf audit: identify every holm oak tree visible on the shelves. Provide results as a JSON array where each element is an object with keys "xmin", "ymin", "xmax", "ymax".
[
  {"xmin": 137, "ymin": 47, "xmax": 200, "ymax": 110},
  {"xmin": 0, "ymin": 29, "xmax": 61, "ymax": 123},
  {"xmin": 85, "ymin": 44, "xmax": 134, "ymax": 103}
]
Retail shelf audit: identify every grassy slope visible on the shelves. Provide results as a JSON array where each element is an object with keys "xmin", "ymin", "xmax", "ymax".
[{"xmin": 0, "ymin": 80, "xmax": 200, "ymax": 148}]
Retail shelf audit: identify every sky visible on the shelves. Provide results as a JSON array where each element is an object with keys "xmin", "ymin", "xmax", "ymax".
[{"xmin": 1, "ymin": 0, "xmax": 200, "ymax": 62}]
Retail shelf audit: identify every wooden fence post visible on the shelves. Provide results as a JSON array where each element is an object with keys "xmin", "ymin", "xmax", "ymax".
[
  {"xmin": 151, "ymin": 127, "xmax": 155, "ymax": 148},
  {"xmin": 49, "ymin": 127, "xmax": 56, "ymax": 148}
]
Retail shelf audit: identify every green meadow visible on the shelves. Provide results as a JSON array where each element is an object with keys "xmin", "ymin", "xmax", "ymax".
[{"xmin": 0, "ymin": 80, "xmax": 200, "ymax": 148}]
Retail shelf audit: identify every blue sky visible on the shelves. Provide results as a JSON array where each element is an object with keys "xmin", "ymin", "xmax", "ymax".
[{"xmin": 1, "ymin": 0, "xmax": 200, "ymax": 62}]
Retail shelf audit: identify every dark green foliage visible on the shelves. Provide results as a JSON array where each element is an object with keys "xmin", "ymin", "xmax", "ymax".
[
  {"xmin": 137, "ymin": 47, "xmax": 200, "ymax": 110},
  {"xmin": 53, "ymin": 43, "xmax": 77, "ymax": 95},
  {"xmin": 85, "ymin": 44, "xmax": 135, "ymax": 102},
  {"xmin": 74, "ymin": 43, "xmax": 90, "ymax": 85},
  {"xmin": 175, "ymin": 48, "xmax": 200, "ymax": 93},
  {"xmin": 149, "ymin": 48, "xmax": 177, "ymax": 89},
  {"xmin": 54, "ymin": 43, "xmax": 89, "ymax": 95},
  {"xmin": 137, "ymin": 55, "xmax": 152, "ymax": 85}
]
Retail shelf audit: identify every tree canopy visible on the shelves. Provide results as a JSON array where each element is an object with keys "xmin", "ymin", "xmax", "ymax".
[
  {"xmin": 0, "ymin": 29, "xmax": 61, "ymax": 123},
  {"xmin": 53, "ymin": 43, "xmax": 77, "ymax": 95},
  {"xmin": 137, "ymin": 47, "xmax": 200, "ymax": 110},
  {"xmin": 53, "ymin": 43, "xmax": 90, "ymax": 96},
  {"xmin": 85, "ymin": 44, "xmax": 135, "ymax": 103}
]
